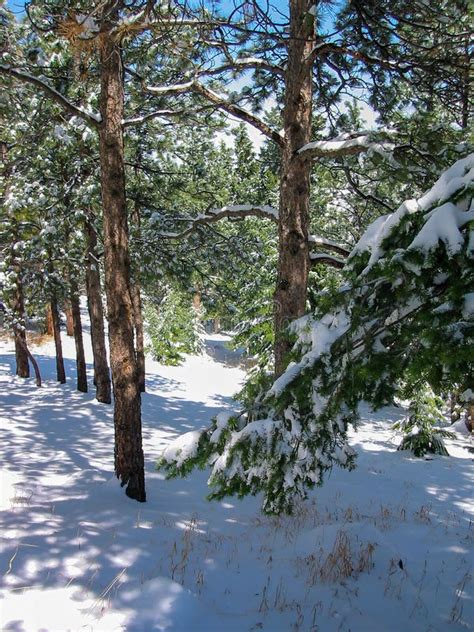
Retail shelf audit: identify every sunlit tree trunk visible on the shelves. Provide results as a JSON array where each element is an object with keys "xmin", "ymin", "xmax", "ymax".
[
  {"xmin": 274, "ymin": 0, "xmax": 313, "ymax": 376},
  {"xmin": 70, "ymin": 281, "xmax": 87, "ymax": 393},
  {"xmin": 98, "ymin": 6, "xmax": 146, "ymax": 501},
  {"xmin": 51, "ymin": 297, "xmax": 66, "ymax": 384},
  {"xmin": 85, "ymin": 216, "xmax": 112, "ymax": 404}
]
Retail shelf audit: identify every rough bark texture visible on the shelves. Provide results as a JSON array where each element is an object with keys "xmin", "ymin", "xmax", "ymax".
[
  {"xmin": 70, "ymin": 284, "xmax": 88, "ymax": 393},
  {"xmin": 13, "ymin": 277, "xmax": 30, "ymax": 378},
  {"xmin": 99, "ymin": 13, "xmax": 146, "ymax": 501},
  {"xmin": 51, "ymin": 298, "xmax": 66, "ymax": 384},
  {"xmin": 85, "ymin": 217, "xmax": 112, "ymax": 404},
  {"xmin": 65, "ymin": 301, "xmax": 74, "ymax": 336},
  {"xmin": 273, "ymin": 0, "xmax": 314, "ymax": 376}
]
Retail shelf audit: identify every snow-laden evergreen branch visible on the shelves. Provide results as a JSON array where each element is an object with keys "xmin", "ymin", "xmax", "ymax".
[
  {"xmin": 0, "ymin": 65, "xmax": 102, "ymax": 127},
  {"xmin": 157, "ymin": 153, "xmax": 474, "ymax": 514}
]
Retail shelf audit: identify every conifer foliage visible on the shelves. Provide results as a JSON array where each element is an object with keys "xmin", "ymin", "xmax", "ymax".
[{"xmin": 158, "ymin": 154, "xmax": 474, "ymax": 514}]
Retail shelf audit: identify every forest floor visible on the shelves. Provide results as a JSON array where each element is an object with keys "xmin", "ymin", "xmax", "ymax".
[{"xmin": 0, "ymin": 308, "xmax": 473, "ymax": 631}]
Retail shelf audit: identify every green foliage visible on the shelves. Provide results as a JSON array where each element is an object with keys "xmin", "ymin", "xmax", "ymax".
[
  {"xmin": 158, "ymin": 154, "xmax": 473, "ymax": 514},
  {"xmin": 145, "ymin": 286, "xmax": 204, "ymax": 365},
  {"xmin": 394, "ymin": 386, "xmax": 455, "ymax": 457}
]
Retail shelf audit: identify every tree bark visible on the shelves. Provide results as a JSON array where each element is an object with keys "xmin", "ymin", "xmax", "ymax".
[
  {"xmin": 131, "ymin": 281, "xmax": 146, "ymax": 393},
  {"xmin": 85, "ymin": 217, "xmax": 112, "ymax": 404},
  {"xmin": 13, "ymin": 276, "xmax": 30, "ymax": 378},
  {"xmin": 15, "ymin": 332, "xmax": 41, "ymax": 387},
  {"xmin": 99, "ymin": 10, "xmax": 146, "ymax": 501},
  {"xmin": 65, "ymin": 301, "xmax": 74, "ymax": 336},
  {"xmin": 70, "ymin": 283, "xmax": 88, "ymax": 393},
  {"xmin": 45, "ymin": 303, "xmax": 54, "ymax": 336},
  {"xmin": 51, "ymin": 298, "xmax": 66, "ymax": 384},
  {"xmin": 273, "ymin": 0, "xmax": 314, "ymax": 376},
  {"xmin": 131, "ymin": 202, "xmax": 145, "ymax": 393}
]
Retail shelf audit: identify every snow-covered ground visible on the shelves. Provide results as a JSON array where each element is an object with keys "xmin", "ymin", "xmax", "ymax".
[{"xmin": 0, "ymin": 312, "xmax": 473, "ymax": 631}]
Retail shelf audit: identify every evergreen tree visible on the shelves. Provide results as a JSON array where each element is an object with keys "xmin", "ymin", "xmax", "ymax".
[{"xmin": 158, "ymin": 153, "xmax": 474, "ymax": 514}]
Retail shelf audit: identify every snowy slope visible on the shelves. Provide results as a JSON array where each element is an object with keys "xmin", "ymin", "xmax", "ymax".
[{"xmin": 0, "ymin": 312, "xmax": 473, "ymax": 631}]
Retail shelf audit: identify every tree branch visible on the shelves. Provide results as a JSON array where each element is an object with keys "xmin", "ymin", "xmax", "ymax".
[
  {"xmin": 298, "ymin": 132, "xmax": 394, "ymax": 160},
  {"xmin": 0, "ymin": 65, "xmax": 102, "ymax": 127},
  {"xmin": 310, "ymin": 253, "xmax": 345, "ymax": 269},
  {"xmin": 146, "ymin": 80, "xmax": 284, "ymax": 147}
]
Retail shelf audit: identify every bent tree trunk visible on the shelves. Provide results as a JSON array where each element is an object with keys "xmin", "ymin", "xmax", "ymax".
[
  {"xmin": 99, "ymin": 15, "xmax": 146, "ymax": 501},
  {"xmin": 13, "ymin": 276, "xmax": 29, "ymax": 378},
  {"xmin": 51, "ymin": 297, "xmax": 66, "ymax": 384},
  {"xmin": 85, "ymin": 216, "xmax": 112, "ymax": 404},
  {"xmin": 15, "ymin": 331, "xmax": 42, "ymax": 386},
  {"xmin": 274, "ymin": 0, "xmax": 313, "ymax": 376},
  {"xmin": 70, "ymin": 282, "xmax": 87, "ymax": 393}
]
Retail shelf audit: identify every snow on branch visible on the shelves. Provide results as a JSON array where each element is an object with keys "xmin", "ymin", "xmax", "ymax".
[
  {"xmin": 310, "ymin": 253, "xmax": 345, "ymax": 269},
  {"xmin": 122, "ymin": 108, "xmax": 189, "ymax": 127},
  {"xmin": 155, "ymin": 205, "xmax": 350, "ymax": 268},
  {"xmin": 157, "ymin": 204, "xmax": 279, "ymax": 239},
  {"xmin": 197, "ymin": 57, "xmax": 285, "ymax": 78},
  {"xmin": 0, "ymin": 65, "xmax": 102, "ymax": 127},
  {"xmin": 298, "ymin": 131, "xmax": 394, "ymax": 160},
  {"xmin": 308, "ymin": 235, "xmax": 350, "ymax": 257},
  {"xmin": 146, "ymin": 80, "xmax": 284, "ymax": 147}
]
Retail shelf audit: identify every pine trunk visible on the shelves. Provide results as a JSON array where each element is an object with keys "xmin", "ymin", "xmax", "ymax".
[
  {"xmin": 65, "ymin": 301, "xmax": 74, "ymax": 336},
  {"xmin": 273, "ymin": 0, "xmax": 313, "ymax": 377},
  {"xmin": 45, "ymin": 303, "xmax": 54, "ymax": 336},
  {"xmin": 13, "ymin": 276, "xmax": 29, "ymax": 378},
  {"xmin": 131, "ymin": 202, "xmax": 145, "ymax": 393},
  {"xmin": 99, "ymin": 15, "xmax": 146, "ymax": 502},
  {"xmin": 51, "ymin": 298, "xmax": 66, "ymax": 384},
  {"xmin": 131, "ymin": 281, "xmax": 146, "ymax": 393},
  {"xmin": 85, "ymin": 217, "xmax": 112, "ymax": 404},
  {"xmin": 70, "ymin": 284, "xmax": 88, "ymax": 393}
]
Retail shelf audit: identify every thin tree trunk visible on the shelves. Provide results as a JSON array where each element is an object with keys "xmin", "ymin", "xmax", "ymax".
[
  {"xmin": 70, "ymin": 283, "xmax": 88, "ymax": 393},
  {"xmin": 45, "ymin": 303, "xmax": 54, "ymax": 336},
  {"xmin": 131, "ymin": 202, "xmax": 145, "ymax": 393},
  {"xmin": 466, "ymin": 402, "xmax": 474, "ymax": 433},
  {"xmin": 99, "ymin": 11, "xmax": 146, "ymax": 501},
  {"xmin": 65, "ymin": 301, "xmax": 74, "ymax": 336},
  {"xmin": 131, "ymin": 281, "xmax": 146, "ymax": 393},
  {"xmin": 273, "ymin": 0, "xmax": 314, "ymax": 377},
  {"xmin": 13, "ymin": 276, "xmax": 29, "ymax": 378},
  {"xmin": 51, "ymin": 298, "xmax": 66, "ymax": 384},
  {"xmin": 85, "ymin": 216, "xmax": 112, "ymax": 404}
]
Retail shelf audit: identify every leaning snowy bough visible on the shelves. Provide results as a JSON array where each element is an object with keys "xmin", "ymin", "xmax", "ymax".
[{"xmin": 157, "ymin": 154, "xmax": 474, "ymax": 514}]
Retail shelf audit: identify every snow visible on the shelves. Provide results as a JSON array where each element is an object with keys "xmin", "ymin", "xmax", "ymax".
[
  {"xmin": 462, "ymin": 293, "xmax": 474, "ymax": 318},
  {"xmin": 1, "ymin": 309, "xmax": 473, "ymax": 631},
  {"xmin": 351, "ymin": 154, "xmax": 474, "ymax": 273},
  {"xmin": 408, "ymin": 202, "xmax": 474, "ymax": 256}
]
